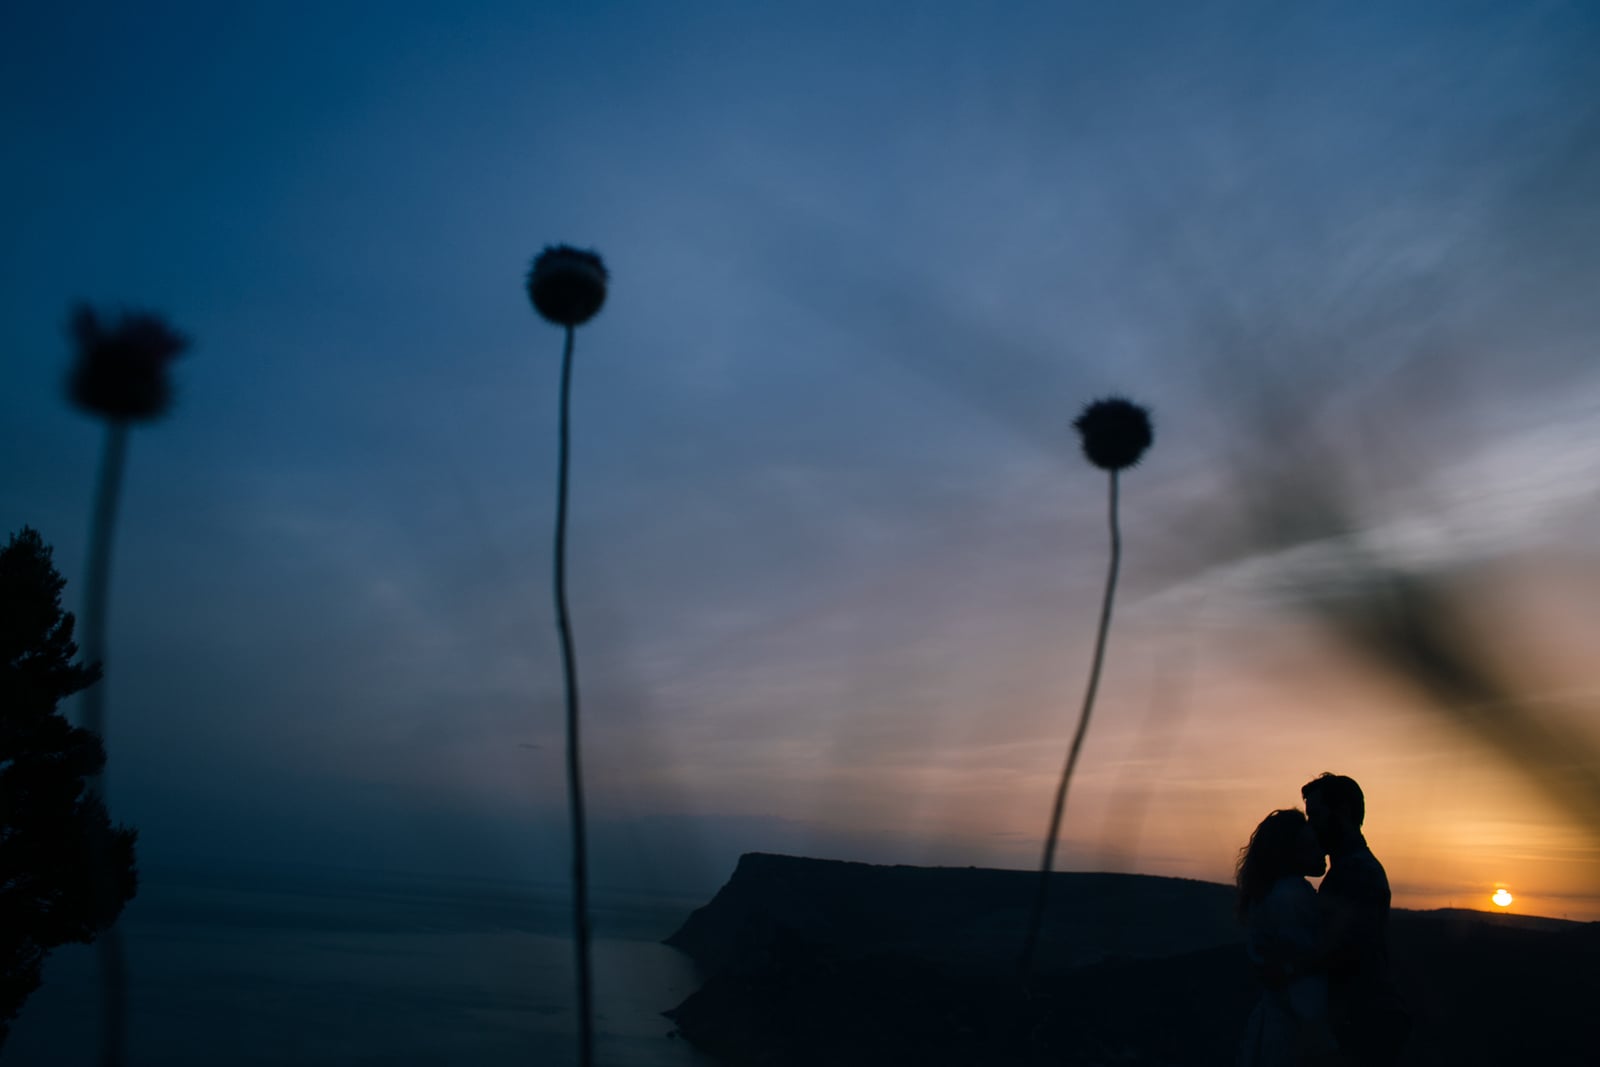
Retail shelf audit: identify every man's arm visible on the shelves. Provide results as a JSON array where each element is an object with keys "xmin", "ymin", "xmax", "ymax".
[
  {"xmin": 1316, "ymin": 854, "xmax": 1390, "ymax": 969},
  {"xmin": 1314, "ymin": 890, "xmax": 1363, "ymax": 969}
]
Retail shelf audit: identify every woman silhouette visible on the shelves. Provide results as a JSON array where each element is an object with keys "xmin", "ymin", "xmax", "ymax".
[{"xmin": 1236, "ymin": 808, "xmax": 1338, "ymax": 1066}]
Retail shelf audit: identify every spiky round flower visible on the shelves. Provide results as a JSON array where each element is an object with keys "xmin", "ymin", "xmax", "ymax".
[
  {"xmin": 1073, "ymin": 396, "xmax": 1153, "ymax": 471},
  {"xmin": 526, "ymin": 245, "xmax": 608, "ymax": 327},
  {"xmin": 67, "ymin": 306, "xmax": 190, "ymax": 421}
]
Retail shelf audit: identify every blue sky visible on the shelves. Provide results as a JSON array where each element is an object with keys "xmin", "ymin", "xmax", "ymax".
[{"xmin": 3, "ymin": 1, "xmax": 1599, "ymax": 912}]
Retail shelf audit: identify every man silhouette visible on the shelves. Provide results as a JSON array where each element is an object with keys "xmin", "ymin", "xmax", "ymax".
[{"xmin": 1301, "ymin": 772, "xmax": 1409, "ymax": 1064}]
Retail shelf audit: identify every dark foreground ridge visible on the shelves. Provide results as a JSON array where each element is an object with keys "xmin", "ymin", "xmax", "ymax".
[{"xmin": 663, "ymin": 853, "xmax": 1600, "ymax": 1066}]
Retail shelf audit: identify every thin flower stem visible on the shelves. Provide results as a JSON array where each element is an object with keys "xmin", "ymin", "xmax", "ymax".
[
  {"xmin": 82, "ymin": 421, "xmax": 127, "ymax": 744},
  {"xmin": 81, "ymin": 420, "xmax": 129, "ymax": 1067},
  {"xmin": 1020, "ymin": 469, "xmax": 1122, "ymax": 981},
  {"xmin": 553, "ymin": 324, "xmax": 594, "ymax": 1067}
]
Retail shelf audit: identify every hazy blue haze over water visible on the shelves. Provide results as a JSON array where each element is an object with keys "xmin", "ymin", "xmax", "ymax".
[{"xmin": 4, "ymin": 867, "xmax": 714, "ymax": 1066}]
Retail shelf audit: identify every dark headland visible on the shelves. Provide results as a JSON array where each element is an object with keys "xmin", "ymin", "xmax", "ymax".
[{"xmin": 663, "ymin": 853, "xmax": 1599, "ymax": 1066}]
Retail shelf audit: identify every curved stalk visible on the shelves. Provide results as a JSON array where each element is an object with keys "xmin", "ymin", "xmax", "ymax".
[
  {"xmin": 82, "ymin": 420, "xmax": 129, "ymax": 1067},
  {"xmin": 552, "ymin": 324, "xmax": 594, "ymax": 1067},
  {"xmin": 1020, "ymin": 469, "xmax": 1122, "ymax": 980}
]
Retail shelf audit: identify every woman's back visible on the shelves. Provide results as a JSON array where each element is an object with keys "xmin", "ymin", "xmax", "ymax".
[{"xmin": 1247, "ymin": 876, "xmax": 1321, "ymax": 969}]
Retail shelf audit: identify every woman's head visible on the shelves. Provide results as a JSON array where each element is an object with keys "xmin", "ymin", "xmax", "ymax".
[{"xmin": 1235, "ymin": 808, "xmax": 1326, "ymax": 920}]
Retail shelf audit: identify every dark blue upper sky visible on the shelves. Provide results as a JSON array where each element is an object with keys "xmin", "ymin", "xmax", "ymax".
[{"xmin": 4, "ymin": 1, "xmax": 1598, "ymax": 909}]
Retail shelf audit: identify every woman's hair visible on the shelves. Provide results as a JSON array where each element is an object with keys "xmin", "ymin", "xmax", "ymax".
[{"xmin": 1235, "ymin": 808, "xmax": 1309, "ymax": 921}]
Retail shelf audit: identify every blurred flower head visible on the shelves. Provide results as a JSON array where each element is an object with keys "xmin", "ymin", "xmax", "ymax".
[
  {"xmin": 1073, "ymin": 397, "xmax": 1154, "ymax": 471},
  {"xmin": 67, "ymin": 305, "xmax": 189, "ymax": 421},
  {"xmin": 526, "ymin": 245, "xmax": 608, "ymax": 328}
]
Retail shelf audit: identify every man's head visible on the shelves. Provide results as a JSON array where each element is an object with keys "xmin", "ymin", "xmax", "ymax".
[{"xmin": 1301, "ymin": 772, "xmax": 1365, "ymax": 851}]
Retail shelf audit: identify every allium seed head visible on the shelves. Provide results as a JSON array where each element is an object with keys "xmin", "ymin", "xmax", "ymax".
[
  {"xmin": 1073, "ymin": 397, "xmax": 1153, "ymax": 471},
  {"xmin": 67, "ymin": 305, "xmax": 190, "ymax": 421},
  {"xmin": 526, "ymin": 245, "xmax": 608, "ymax": 327}
]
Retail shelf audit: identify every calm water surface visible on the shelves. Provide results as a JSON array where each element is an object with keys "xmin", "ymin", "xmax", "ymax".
[{"xmin": 4, "ymin": 866, "xmax": 716, "ymax": 1066}]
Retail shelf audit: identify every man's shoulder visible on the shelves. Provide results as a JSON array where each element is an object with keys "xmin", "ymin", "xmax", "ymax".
[
  {"xmin": 1324, "ymin": 841, "xmax": 1391, "ymax": 899},
  {"xmin": 1348, "ymin": 843, "xmax": 1388, "ymax": 875}
]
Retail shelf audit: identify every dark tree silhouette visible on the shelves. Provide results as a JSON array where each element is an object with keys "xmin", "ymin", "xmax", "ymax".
[{"xmin": 0, "ymin": 527, "xmax": 138, "ymax": 1051}]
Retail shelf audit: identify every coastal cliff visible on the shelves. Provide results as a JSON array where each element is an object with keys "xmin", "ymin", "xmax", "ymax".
[
  {"xmin": 663, "ymin": 853, "xmax": 1600, "ymax": 1067},
  {"xmin": 665, "ymin": 851, "xmax": 1239, "ymax": 977},
  {"xmin": 663, "ymin": 853, "xmax": 1252, "ymax": 1065}
]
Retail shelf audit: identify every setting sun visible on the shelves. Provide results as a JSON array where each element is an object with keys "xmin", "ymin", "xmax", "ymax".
[{"xmin": 1492, "ymin": 888, "xmax": 1514, "ymax": 908}]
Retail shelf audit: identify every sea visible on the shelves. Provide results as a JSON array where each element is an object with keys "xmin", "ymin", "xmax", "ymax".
[{"xmin": 3, "ymin": 865, "xmax": 716, "ymax": 1066}]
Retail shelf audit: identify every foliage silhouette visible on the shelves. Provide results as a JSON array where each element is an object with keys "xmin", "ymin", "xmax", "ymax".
[{"xmin": 0, "ymin": 527, "xmax": 138, "ymax": 1052}]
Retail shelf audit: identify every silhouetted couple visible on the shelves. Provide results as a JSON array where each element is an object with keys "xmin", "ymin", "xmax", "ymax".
[{"xmin": 1236, "ymin": 773, "xmax": 1410, "ymax": 1066}]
